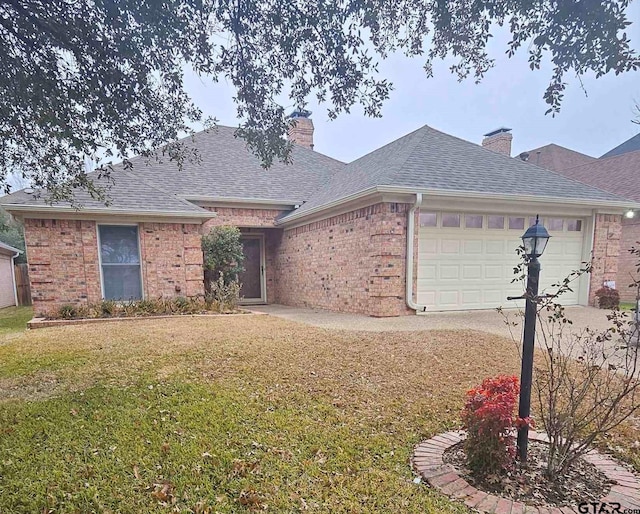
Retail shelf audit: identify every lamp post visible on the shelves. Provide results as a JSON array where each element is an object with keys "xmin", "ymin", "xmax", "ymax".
[{"xmin": 510, "ymin": 215, "xmax": 551, "ymax": 463}]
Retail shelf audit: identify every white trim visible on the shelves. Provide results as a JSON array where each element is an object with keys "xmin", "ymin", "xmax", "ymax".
[
  {"xmin": 238, "ymin": 233, "xmax": 267, "ymax": 305},
  {"xmin": 96, "ymin": 223, "xmax": 144, "ymax": 301},
  {"xmin": 182, "ymin": 195, "xmax": 300, "ymax": 208},
  {"xmin": 276, "ymin": 186, "xmax": 640, "ymax": 226},
  {"xmin": 2, "ymin": 204, "xmax": 214, "ymax": 221}
]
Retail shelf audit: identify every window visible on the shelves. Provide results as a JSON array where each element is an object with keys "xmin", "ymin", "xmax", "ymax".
[
  {"xmin": 567, "ymin": 219, "xmax": 583, "ymax": 232},
  {"xmin": 420, "ymin": 212, "xmax": 437, "ymax": 227},
  {"xmin": 465, "ymin": 215, "xmax": 483, "ymax": 228},
  {"xmin": 508, "ymin": 217, "xmax": 525, "ymax": 230},
  {"xmin": 547, "ymin": 218, "xmax": 564, "ymax": 231},
  {"xmin": 488, "ymin": 215, "xmax": 505, "ymax": 229},
  {"xmin": 442, "ymin": 213, "xmax": 460, "ymax": 228},
  {"xmin": 98, "ymin": 225, "xmax": 142, "ymax": 301}
]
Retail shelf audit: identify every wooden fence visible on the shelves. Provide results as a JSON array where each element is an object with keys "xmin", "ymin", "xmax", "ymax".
[{"xmin": 14, "ymin": 263, "xmax": 31, "ymax": 306}]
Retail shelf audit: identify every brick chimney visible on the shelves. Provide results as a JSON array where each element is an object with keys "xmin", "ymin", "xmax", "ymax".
[
  {"xmin": 287, "ymin": 109, "xmax": 314, "ymax": 150},
  {"xmin": 482, "ymin": 127, "xmax": 512, "ymax": 156}
]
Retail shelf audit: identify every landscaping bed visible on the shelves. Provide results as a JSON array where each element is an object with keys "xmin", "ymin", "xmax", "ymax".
[{"xmin": 443, "ymin": 439, "xmax": 612, "ymax": 507}]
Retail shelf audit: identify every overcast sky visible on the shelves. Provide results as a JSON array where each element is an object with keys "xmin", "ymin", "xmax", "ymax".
[{"xmin": 185, "ymin": 3, "xmax": 640, "ymax": 164}]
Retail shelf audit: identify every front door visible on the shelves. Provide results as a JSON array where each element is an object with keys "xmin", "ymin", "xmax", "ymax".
[{"xmin": 238, "ymin": 235, "xmax": 266, "ymax": 304}]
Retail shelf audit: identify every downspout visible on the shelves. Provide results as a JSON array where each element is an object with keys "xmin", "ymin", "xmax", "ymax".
[
  {"xmin": 10, "ymin": 251, "xmax": 19, "ymax": 307},
  {"xmin": 406, "ymin": 193, "xmax": 427, "ymax": 312}
]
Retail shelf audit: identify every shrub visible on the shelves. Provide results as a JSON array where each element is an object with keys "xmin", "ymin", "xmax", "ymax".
[
  {"xmin": 594, "ymin": 286, "xmax": 620, "ymax": 309},
  {"xmin": 57, "ymin": 304, "xmax": 77, "ymax": 319},
  {"xmin": 201, "ymin": 226, "xmax": 245, "ymax": 287},
  {"xmin": 461, "ymin": 375, "xmax": 520, "ymax": 477},
  {"xmin": 99, "ymin": 300, "xmax": 117, "ymax": 317},
  {"xmin": 206, "ymin": 273, "xmax": 241, "ymax": 311}
]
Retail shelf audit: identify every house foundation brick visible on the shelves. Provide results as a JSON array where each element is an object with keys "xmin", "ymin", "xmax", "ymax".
[{"xmin": 590, "ymin": 214, "xmax": 622, "ymax": 306}]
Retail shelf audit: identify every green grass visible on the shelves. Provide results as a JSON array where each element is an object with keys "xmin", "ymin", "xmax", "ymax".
[
  {"xmin": 619, "ymin": 301, "xmax": 637, "ymax": 311},
  {"xmin": 0, "ymin": 315, "xmax": 637, "ymax": 512},
  {"xmin": 0, "ymin": 306, "xmax": 32, "ymax": 336}
]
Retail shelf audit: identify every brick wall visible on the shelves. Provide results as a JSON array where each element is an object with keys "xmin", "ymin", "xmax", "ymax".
[
  {"xmin": 618, "ymin": 218, "xmax": 640, "ymax": 302},
  {"xmin": 589, "ymin": 214, "xmax": 622, "ymax": 305},
  {"xmin": 202, "ymin": 207, "xmax": 289, "ymax": 229},
  {"xmin": 24, "ymin": 219, "xmax": 205, "ymax": 315},
  {"xmin": 272, "ymin": 202, "xmax": 413, "ymax": 317},
  {"xmin": 139, "ymin": 223, "xmax": 204, "ymax": 298},
  {"xmin": 24, "ymin": 219, "xmax": 102, "ymax": 315}
]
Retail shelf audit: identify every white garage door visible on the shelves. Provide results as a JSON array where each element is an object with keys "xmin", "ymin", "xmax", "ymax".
[{"xmin": 417, "ymin": 213, "xmax": 586, "ymax": 311}]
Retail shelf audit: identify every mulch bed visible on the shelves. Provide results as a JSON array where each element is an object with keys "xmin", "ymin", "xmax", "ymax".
[{"xmin": 443, "ymin": 440, "xmax": 613, "ymax": 508}]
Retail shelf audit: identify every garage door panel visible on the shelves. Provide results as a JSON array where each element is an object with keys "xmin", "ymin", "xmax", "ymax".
[
  {"xmin": 441, "ymin": 240, "xmax": 461, "ymax": 254},
  {"xmin": 464, "ymin": 240, "xmax": 483, "ymax": 254},
  {"xmin": 463, "ymin": 264, "xmax": 482, "ymax": 279},
  {"xmin": 418, "ymin": 214, "xmax": 585, "ymax": 311},
  {"xmin": 439, "ymin": 265, "xmax": 460, "ymax": 280}
]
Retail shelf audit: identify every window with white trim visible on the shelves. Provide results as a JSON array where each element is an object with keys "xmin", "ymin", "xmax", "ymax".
[{"xmin": 98, "ymin": 225, "xmax": 143, "ymax": 300}]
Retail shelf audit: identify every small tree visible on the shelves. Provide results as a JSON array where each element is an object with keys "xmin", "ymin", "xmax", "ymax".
[
  {"xmin": 201, "ymin": 226, "xmax": 245, "ymax": 288},
  {"xmin": 501, "ymin": 251, "xmax": 640, "ymax": 480}
]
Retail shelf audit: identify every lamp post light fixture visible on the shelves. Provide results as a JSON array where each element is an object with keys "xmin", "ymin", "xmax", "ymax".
[{"xmin": 508, "ymin": 215, "xmax": 551, "ymax": 463}]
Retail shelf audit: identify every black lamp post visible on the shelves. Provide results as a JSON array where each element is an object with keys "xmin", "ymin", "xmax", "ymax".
[{"xmin": 510, "ymin": 215, "xmax": 551, "ymax": 463}]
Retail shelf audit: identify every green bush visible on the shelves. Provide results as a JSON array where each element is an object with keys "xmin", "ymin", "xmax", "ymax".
[{"xmin": 201, "ymin": 226, "xmax": 245, "ymax": 286}]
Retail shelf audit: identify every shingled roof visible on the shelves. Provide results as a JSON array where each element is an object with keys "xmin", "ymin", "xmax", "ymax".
[
  {"xmin": 287, "ymin": 125, "xmax": 628, "ymax": 218},
  {"xmin": 601, "ymin": 132, "xmax": 640, "ymax": 158},
  {"xmin": 1, "ymin": 123, "xmax": 633, "ymax": 222},
  {"xmin": 547, "ymin": 150, "xmax": 640, "ymax": 203},
  {"xmin": 520, "ymin": 143, "xmax": 596, "ymax": 172}
]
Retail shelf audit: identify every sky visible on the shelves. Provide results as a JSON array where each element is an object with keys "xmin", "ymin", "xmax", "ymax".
[{"xmin": 184, "ymin": 2, "xmax": 640, "ymax": 164}]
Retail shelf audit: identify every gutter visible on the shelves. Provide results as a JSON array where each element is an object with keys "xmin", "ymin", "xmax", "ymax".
[
  {"xmin": 276, "ymin": 185, "xmax": 639, "ymax": 226},
  {"xmin": 406, "ymin": 193, "xmax": 427, "ymax": 313},
  {"xmin": 0, "ymin": 204, "xmax": 216, "ymax": 220}
]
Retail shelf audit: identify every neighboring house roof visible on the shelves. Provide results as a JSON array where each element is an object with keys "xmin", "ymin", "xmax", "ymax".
[
  {"xmin": 0, "ymin": 241, "xmax": 21, "ymax": 256},
  {"xmin": 546, "ymin": 150, "xmax": 640, "ymax": 203},
  {"xmin": 520, "ymin": 143, "xmax": 596, "ymax": 172},
  {"xmin": 0, "ymin": 124, "xmax": 633, "ymax": 223},
  {"xmin": 289, "ymin": 125, "xmax": 628, "ymax": 218},
  {"xmin": 601, "ymin": 132, "xmax": 640, "ymax": 158}
]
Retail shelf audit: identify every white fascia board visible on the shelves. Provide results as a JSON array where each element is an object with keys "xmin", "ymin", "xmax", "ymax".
[
  {"xmin": 276, "ymin": 186, "xmax": 640, "ymax": 226},
  {"xmin": 2, "ymin": 204, "xmax": 216, "ymax": 223},
  {"xmin": 181, "ymin": 195, "xmax": 301, "ymax": 208}
]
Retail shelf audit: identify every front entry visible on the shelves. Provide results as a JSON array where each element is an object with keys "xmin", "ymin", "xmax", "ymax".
[{"xmin": 238, "ymin": 235, "xmax": 266, "ymax": 304}]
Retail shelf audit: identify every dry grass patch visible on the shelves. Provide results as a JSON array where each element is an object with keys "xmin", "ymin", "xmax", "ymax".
[{"xmin": 0, "ymin": 315, "xmax": 549, "ymax": 512}]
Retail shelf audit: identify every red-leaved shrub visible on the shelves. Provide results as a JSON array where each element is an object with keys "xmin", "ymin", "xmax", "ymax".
[{"xmin": 461, "ymin": 375, "xmax": 521, "ymax": 477}]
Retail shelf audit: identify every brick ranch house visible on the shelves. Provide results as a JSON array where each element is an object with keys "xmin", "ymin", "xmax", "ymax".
[
  {"xmin": 524, "ymin": 133, "xmax": 640, "ymax": 302},
  {"xmin": 1, "ymin": 115, "xmax": 637, "ymax": 317}
]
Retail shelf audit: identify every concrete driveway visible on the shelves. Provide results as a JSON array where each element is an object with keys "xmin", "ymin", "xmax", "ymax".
[{"xmin": 250, "ymin": 304, "xmax": 616, "ymax": 338}]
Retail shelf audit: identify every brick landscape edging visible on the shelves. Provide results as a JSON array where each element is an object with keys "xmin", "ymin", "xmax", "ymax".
[
  {"xmin": 27, "ymin": 310, "xmax": 262, "ymax": 330},
  {"xmin": 411, "ymin": 431, "xmax": 640, "ymax": 513}
]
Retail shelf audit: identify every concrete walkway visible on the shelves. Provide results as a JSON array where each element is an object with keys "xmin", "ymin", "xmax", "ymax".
[{"xmin": 249, "ymin": 304, "xmax": 615, "ymax": 338}]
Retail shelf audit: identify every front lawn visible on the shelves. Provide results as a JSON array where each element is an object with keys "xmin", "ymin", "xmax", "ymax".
[
  {"xmin": 0, "ymin": 316, "xmax": 636, "ymax": 512},
  {"xmin": 0, "ymin": 305, "xmax": 32, "ymax": 336}
]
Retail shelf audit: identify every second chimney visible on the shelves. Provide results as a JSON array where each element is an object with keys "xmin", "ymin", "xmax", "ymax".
[
  {"xmin": 287, "ymin": 109, "xmax": 314, "ymax": 150},
  {"xmin": 482, "ymin": 127, "xmax": 512, "ymax": 156}
]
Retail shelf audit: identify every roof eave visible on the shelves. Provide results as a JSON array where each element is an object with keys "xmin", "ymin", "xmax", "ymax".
[
  {"xmin": 1, "ymin": 204, "xmax": 216, "ymax": 222},
  {"xmin": 276, "ymin": 186, "xmax": 639, "ymax": 226}
]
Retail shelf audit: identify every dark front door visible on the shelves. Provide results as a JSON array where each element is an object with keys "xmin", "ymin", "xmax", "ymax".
[{"xmin": 238, "ymin": 236, "xmax": 264, "ymax": 303}]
